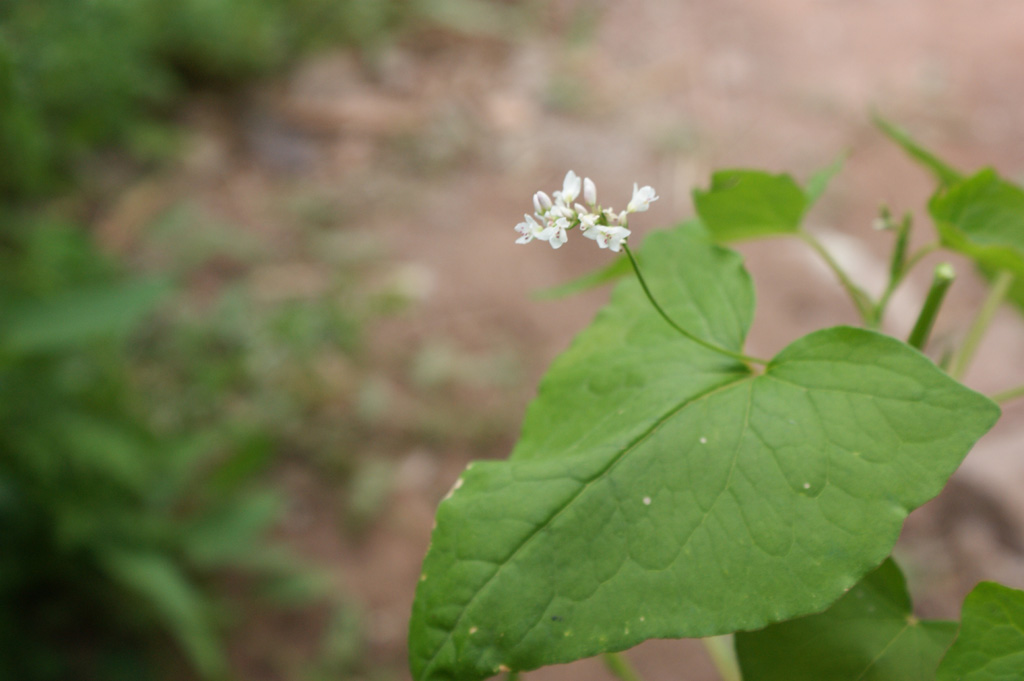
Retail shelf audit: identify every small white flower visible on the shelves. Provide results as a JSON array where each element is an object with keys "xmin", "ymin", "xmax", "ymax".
[
  {"xmin": 550, "ymin": 202, "xmax": 575, "ymax": 220},
  {"xmin": 582, "ymin": 224, "xmax": 631, "ymax": 252},
  {"xmin": 603, "ymin": 226, "xmax": 631, "ymax": 252},
  {"xmin": 583, "ymin": 177, "xmax": 597, "ymax": 206},
  {"xmin": 515, "ymin": 214, "xmax": 554, "ymax": 245},
  {"xmin": 533, "ymin": 191, "xmax": 553, "ymax": 215},
  {"xmin": 548, "ymin": 218, "xmax": 569, "ymax": 249},
  {"xmin": 627, "ymin": 183, "xmax": 658, "ymax": 213},
  {"xmin": 601, "ymin": 207, "xmax": 621, "ymax": 225},
  {"xmin": 560, "ymin": 170, "xmax": 582, "ymax": 204}
]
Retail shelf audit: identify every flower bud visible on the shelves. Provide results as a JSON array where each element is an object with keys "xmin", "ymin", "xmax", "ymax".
[
  {"xmin": 583, "ymin": 177, "xmax": 597, "ymax": 206},
  {"xmin": 533, "ymin": 191, "xmax": 553, "ymax": 214},
  {"xmin": 561, "ymin": 170, "xmax": 582, "ymax": 204}
]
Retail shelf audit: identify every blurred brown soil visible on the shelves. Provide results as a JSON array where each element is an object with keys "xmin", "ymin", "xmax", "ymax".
[{"xmin": 109, "ymin": 1, "xmax": 1024, "ymax": 679}]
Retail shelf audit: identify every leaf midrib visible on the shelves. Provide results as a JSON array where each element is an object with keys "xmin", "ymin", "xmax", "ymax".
[{"xmin": 417, "ymin": 370, "xmax": 757, "ymax": 680}]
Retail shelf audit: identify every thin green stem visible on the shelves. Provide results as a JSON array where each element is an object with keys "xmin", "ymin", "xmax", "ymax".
[
  {"xmin": 702, "ymin": 636, "xmax": 742, "ymax": 681},
  {"xmin": 622, "ymin": 245, "xmax": 768, "ymax": 367},
  {"xmin": 797, "ymin": 231, "xmax": 874, "ymax": 324},
  {"xmin": 991, "ymin": 383, "xmax": 1024, "ymax": 405},
  {"xmin": 873, "ymin": 241, "xmax": 942, "ymax": 327},
  {"xmin": 886, "ymin": 211, "xmax": 911, "ymax": 281},
  {"xmin": 602, "ymin": 652, "xmax": 644, "ymax": 681},
  {"xmin": 949, "ymin": 270, "xmax": 1015, "ymax": 380},
  {"xmin": 906, "ymin": 263, "xmax": 955, "ymax": 350},
  {"xmin": 903, "ymin": 241, "xmax": 942, "ymax": 277}
]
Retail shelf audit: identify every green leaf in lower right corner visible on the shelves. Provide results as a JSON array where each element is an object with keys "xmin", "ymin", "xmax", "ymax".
[
  {"xmin": 735, "ymin": 559, "xmax": 957, "ymax": 681},
  {"xmin": 937, "ymin": 582, "xmax": 1024, "ymax": 681}
]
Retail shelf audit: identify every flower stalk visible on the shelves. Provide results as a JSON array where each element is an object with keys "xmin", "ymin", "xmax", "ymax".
[
  {"xmin": 623, "ymin": 245, "xmax": 768, "ymax": 368},
  {"xmin": 906, "ymin": 263, "xmax": 955, "ymax": 351}
]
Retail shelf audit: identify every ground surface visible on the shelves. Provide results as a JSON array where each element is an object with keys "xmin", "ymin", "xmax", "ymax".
[{"xmin": 109, "ymin": 1, "xmax": 1024, "ymax": 678}]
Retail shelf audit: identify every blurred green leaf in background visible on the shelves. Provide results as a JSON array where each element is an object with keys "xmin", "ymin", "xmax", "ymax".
[{"xmin": 0, "ymin": 217, "xmax": 321, "ymax": 680}]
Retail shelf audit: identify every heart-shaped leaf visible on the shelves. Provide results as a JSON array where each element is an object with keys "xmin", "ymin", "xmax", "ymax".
[
  {"xmin": 937, "ymin": 582, "xmax": 1024, "ymax": 681},
  {"xmin": 693, "ymin": 170, "xmax": 808, "ymax": 241},
  {"xmin": 408, "ymin": 224, "xmax": 998, "ymax": 681},
  {"xmin": 929, "ymin": 169, "xmax": 1024, "ymax": 277},
  {"xmin": 736, "ymin": 559, "xmax": 956, "ymax": 680}
]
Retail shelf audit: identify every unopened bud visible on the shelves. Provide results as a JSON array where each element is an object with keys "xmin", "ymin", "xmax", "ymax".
[
  {"xmin": 584, "ymin": 177, "xmax": 597, "ymax": 206},
  {"xmin": 533, "ymin": 191, "xmax": 553, "ymax": 214}
]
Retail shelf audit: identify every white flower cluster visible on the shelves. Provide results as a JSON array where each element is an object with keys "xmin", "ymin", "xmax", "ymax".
[{"xmin": 515, "ymin": 171, "xmax": 658, "ymax": 252}]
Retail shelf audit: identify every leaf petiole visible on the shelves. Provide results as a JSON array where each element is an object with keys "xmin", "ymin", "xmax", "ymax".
[
  {"xmin": 796, "ymin": 230, "xmax": 875, "ymax": 324},
  {"xmin": 949, "ymin": 270, "xmax": 1015, "ymax": 380},
  {"xmin": 990, "ymin": 383, "xmax": 1024, "ymax": 405},
  {"xmin": 602, "ymin": 652, "xmax": 645, "ymax": 681},
  {"xmin": 702, "ymin": 636, "xmax": 742, "ymax": 681},
  {"xmin": 622, "ymin": 244, "xmax": 768, "ymax": 367}
]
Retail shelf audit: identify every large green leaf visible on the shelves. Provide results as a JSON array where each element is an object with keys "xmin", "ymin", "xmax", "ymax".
[
  {"xmin": 929, "ymin": 169, "xmax": 1024, "ymax": 277},
  {"xmin": 408, "ymin": 224, "xmax": 998, "ymax": 681},
  {"xmin": 693, "ymin": 170, "xmax": 808, "ymax": 241},
  {"xmin": 937, "ymin": 582, "xmax": 1024, "ymax": 681},
  {"xmin": 736, "ymin": 559, "xmax": 957, "ymax": 680}
]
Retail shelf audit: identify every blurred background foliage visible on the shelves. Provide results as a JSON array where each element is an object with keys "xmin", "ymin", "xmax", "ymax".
[
  {"xmin": 0, "ymin": 0, "xmax": 524, "ymax": 678},
  {"xmin": 0, "ymin": 0, "xmax": 415, "ymax": 201}
]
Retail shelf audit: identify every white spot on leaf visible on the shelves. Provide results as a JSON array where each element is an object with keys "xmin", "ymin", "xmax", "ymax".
[
  {"xmin": 642, "ymin": 496, "xmax": 652, "ymax": 506},
  {"xmin": 442, "ymin": 477, "xmax": 464, "ymax": 501}
]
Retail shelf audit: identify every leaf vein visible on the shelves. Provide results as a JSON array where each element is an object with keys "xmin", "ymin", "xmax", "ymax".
[{"xmin": 418, "ymin": 373, "xmax": 755, "ymax": 677}]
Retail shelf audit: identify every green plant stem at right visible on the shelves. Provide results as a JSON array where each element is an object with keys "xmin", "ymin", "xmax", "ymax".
[
  {"xmin": 949, "ymin": 270, "xmax": 1015, "ymax": 380},
  {"xmin": 602, "ymin": 652, "xmax": 644, "ymax": 681},
  {"xmin": 991, "ymin": 383, "xmax": 1024, "ymax": 405},
  {"xmin": 906, "ymin": 263, "xmax": 955, "ymax": 350},
  {"xmin": 702, "ymin": 636, "xmax": 742, "ymax": 681}
]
